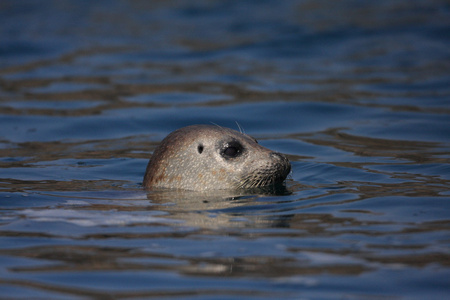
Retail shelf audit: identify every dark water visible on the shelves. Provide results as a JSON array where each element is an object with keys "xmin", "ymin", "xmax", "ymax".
[{"xmin": 1, "ymin": 0, "xmax": 449, "ymax": 299}]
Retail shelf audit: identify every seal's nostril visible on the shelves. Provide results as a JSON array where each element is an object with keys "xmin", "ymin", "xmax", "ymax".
[
  {"xmin": 270, "ymin": 152, "xmax": 284, "ymax": 160},
  {"xmin": 270, "ymin": 152, "xmax": 291, "ymax": 175}
]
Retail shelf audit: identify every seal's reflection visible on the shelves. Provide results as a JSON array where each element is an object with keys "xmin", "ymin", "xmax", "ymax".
[{"xmin": 146, "ymin": 185, "xmax": 291, "ymax": 229}]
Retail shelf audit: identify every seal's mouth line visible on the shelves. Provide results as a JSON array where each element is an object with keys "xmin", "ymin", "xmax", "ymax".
[{"xmin": 238, "ymin": 171, "xmax": 287, "ymax": 189}]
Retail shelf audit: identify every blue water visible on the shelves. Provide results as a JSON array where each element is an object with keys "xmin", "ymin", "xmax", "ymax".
[{"xmin": 1, "ymin": 0, "xmax": 449, "ymax": 299}]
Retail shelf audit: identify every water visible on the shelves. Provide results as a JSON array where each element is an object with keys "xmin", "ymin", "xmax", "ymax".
[{"xmin": 1, "ymin": 0, "xmax": 449, "ymax": 299}]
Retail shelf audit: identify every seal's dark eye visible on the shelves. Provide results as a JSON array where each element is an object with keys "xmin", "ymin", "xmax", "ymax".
[
  {"xmin": 221, "ymin": 141, "xmax": 243, "ymax": 159},
  {"xmin": 197, "ymin": 144, "xmax": 204, "ymax": 154},
  {"xmin": 224, "ymin": 146, "xmax": 238, "ymax": 157}
]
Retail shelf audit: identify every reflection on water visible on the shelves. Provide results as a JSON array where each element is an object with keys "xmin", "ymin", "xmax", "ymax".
[{"xmin": 1, "ymin": 0, "xmax": 449, "ymax": 299}]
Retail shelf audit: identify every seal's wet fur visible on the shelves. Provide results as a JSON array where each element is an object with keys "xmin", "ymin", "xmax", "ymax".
[{"xmin": 143, "ymin": 125, "xmax": 290, "ymax": 191}]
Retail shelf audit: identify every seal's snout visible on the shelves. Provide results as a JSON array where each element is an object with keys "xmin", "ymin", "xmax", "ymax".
[{"xmin": 270, "ymin": 152, "xmax": 291, "ymax": 178}]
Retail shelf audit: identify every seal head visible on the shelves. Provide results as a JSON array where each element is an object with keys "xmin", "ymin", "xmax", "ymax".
[{"xmin": 143, "ymin": 125, "xmax": 291, "ymax": 191}]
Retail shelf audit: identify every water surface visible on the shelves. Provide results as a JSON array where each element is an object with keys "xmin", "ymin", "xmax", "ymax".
[{"xmin": 1, "ymin": 0, "xmax": 449, "ymax": 299}]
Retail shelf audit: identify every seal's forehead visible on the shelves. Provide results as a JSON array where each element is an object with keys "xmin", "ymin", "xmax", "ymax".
[
  {"xmin": 170, "ymin": 125, "xmax": 258, "ymax": 147},
  {"xmin": 193, "ymin": 125, "xmax": 257, "ymax": 143},
  {"xmin": 217, "ymin": 126, "xmax": 258, "ymax": 143}
]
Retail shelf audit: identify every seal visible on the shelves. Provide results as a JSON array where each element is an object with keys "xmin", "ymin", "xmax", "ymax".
[{"xmin": 143, "ymin": 125, "xmax": 291, "ymax": 191}]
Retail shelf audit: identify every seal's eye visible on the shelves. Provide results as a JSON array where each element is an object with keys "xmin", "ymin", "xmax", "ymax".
[
  {"xmin": 197, "ymin": 144, "xmax": 204, "ymax": 154},
  {"xmin": 221, "ymin": 141, "xmax": 243, "ymax": 159},
  {"xmin": 224, "ymin": 147, "xmax": 238, "ymax": 157}
]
